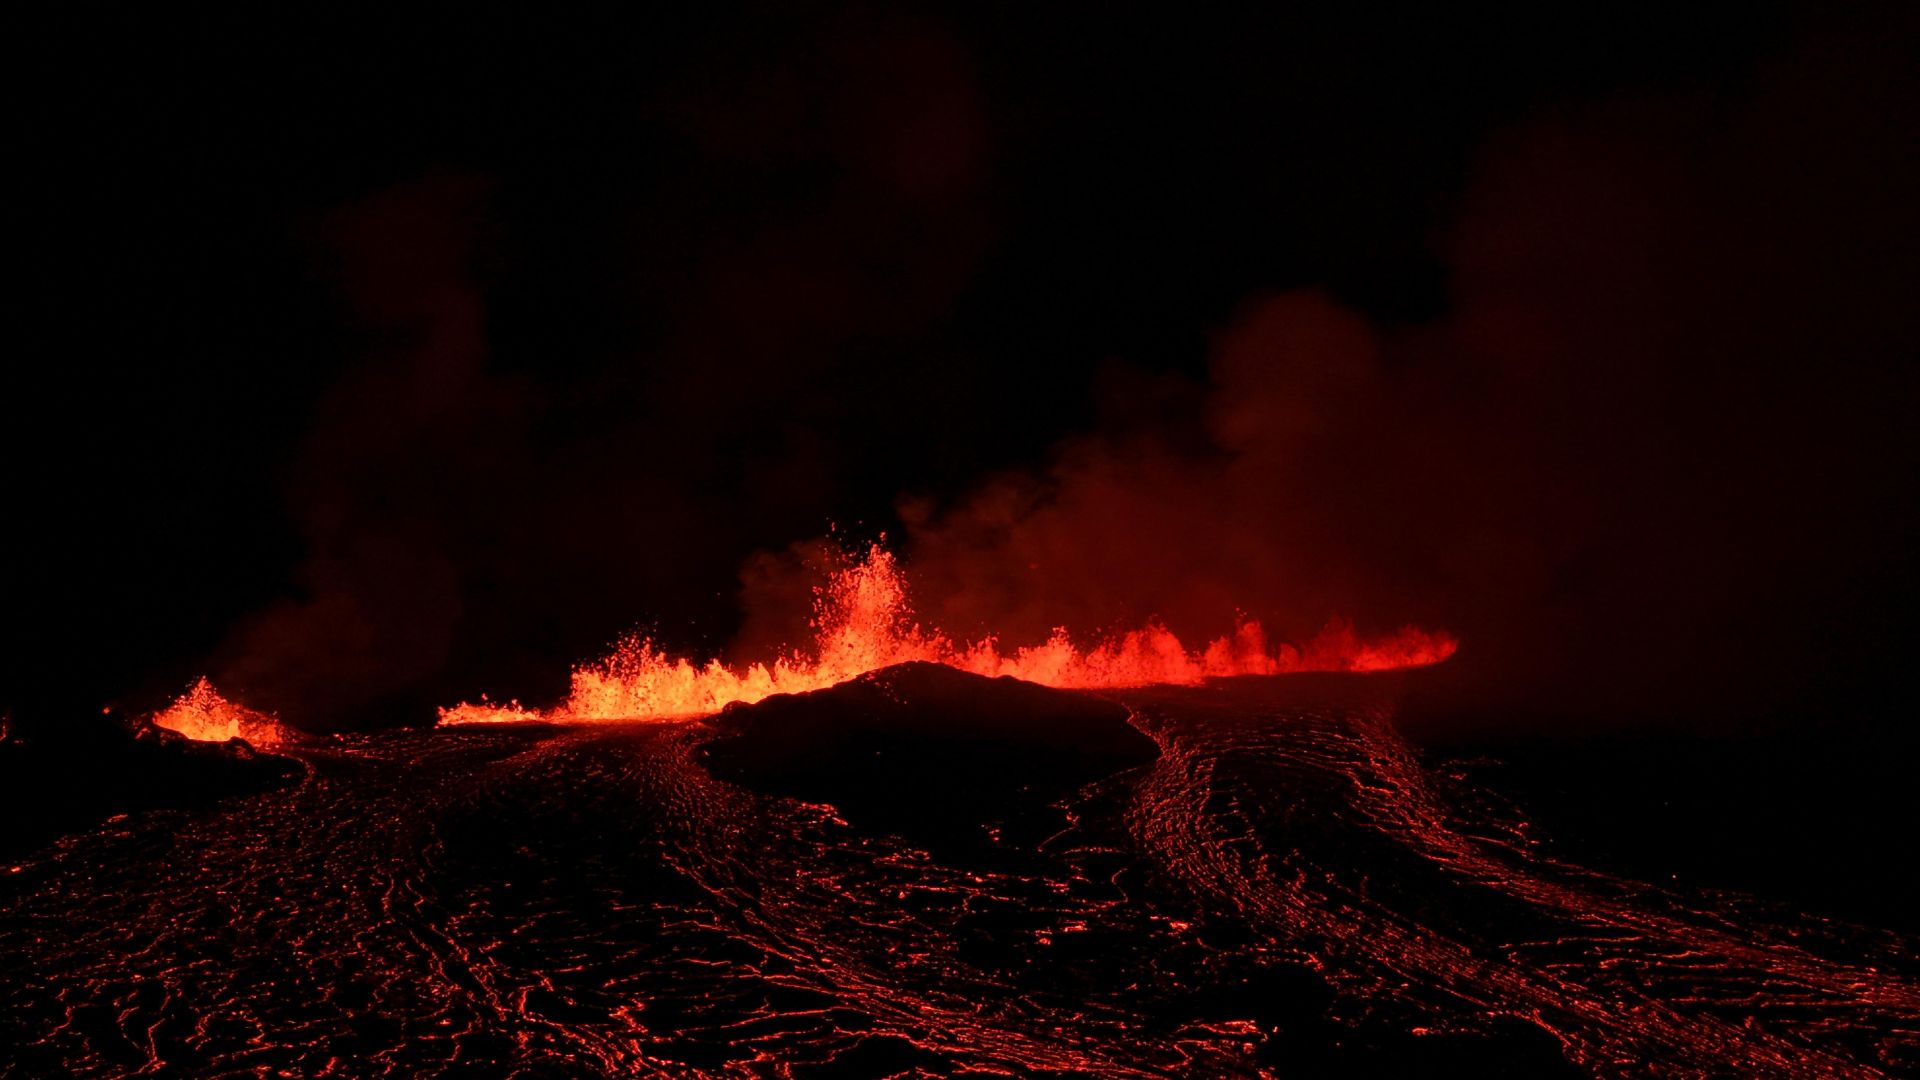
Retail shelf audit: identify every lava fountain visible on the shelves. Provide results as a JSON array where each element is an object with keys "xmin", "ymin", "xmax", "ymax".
[
  {"xmin": 439, "ymin": 544, "xmax": 1456, "ymax": 726},
  {"xmin": 151, "ymin": 677, "xmax": 284, "ymax": 744}
]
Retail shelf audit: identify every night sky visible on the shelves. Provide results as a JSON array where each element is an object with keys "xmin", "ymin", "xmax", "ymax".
[{"xmin": 12, "ymin": 2, "xmax": 1918, "ymax": 737}]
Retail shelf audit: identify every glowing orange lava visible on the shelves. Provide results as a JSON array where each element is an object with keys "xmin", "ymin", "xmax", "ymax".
[
  {"xmin": 151, "ymin": 677, "xmax": 284, "ymax": 744},
  {"xmin": 441, "ymin": 545, "xmax": 1457, "ymax": 726}
]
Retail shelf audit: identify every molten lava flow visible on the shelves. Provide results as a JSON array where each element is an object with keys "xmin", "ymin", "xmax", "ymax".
[
  {"xmin": 151, "ymin": 677, "xmax": 283, "ymax": 744},
  {"xmin": 441, "ymin": 546, "xmax": 1457, "ymax": 726}
]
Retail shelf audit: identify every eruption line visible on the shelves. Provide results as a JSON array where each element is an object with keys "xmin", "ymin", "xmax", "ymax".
[{"xmin": 439, "ymin": 544, "xmax": 1456, "ymax": 726}]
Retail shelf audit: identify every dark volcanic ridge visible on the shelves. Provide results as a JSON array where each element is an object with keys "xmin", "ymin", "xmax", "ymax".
[
  {"xmin": 1, "ymin": 715, "xmax": 302, "ymax": 860},
  {"xmin": 702, "ymin": 661, "xmax": 1158, "ymax": 840}
]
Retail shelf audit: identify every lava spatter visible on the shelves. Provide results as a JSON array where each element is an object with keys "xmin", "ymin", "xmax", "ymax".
[
  {"xmin": 440, "ymin": 544, "xmax": 1457, "ymax": 725},
  {"xmin": 150, "ymin": 678, "xmax": 283, "ymax": 745}
]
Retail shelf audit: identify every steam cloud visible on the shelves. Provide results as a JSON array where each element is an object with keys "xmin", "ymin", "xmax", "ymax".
[
  {"xmin": 203, "ymin": 12, "xmax": 1916, "ymax": 732},
  {"xmin": 889, "ymin": 37, "xmax": 1919, "ymax": 729}
]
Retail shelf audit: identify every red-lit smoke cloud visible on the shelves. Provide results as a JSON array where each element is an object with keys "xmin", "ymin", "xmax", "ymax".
[{"xmin": 889, "ymin": 39, "xmax": 1919, "ymax": 729}]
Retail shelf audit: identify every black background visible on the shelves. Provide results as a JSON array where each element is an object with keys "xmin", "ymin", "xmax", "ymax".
[{"xmin": 12, "ymin": 0, "xmax": 1917, "ymax": 787}]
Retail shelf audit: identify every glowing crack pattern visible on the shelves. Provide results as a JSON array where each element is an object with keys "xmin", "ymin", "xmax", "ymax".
[{"xmin": 3, "ymin": 680, "xmax": 1915, "ymax": 1077}]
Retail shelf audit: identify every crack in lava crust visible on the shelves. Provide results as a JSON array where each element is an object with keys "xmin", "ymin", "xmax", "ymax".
[{"xmin": 3, "ymin": 679, "xmax": 1914, "ymax": 1077}]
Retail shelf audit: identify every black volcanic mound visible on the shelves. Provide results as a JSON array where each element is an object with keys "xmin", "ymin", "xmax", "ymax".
[
  {"xmin": 701, "ymin": 662, "xmax": 1157, "ymax": 839},
  {"xmin": 0, "ymin": 717, "xmax": 302, "ymax": 859}
]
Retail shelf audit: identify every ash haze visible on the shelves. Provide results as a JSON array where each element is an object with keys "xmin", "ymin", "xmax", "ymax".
[
  {"xmin": 16, "ymin": 3, "xmax": 1914, "ymax": 735},
  {"xmin": 5, "ymin": 4, "xmax": 1920, "ymax": 1075}
]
